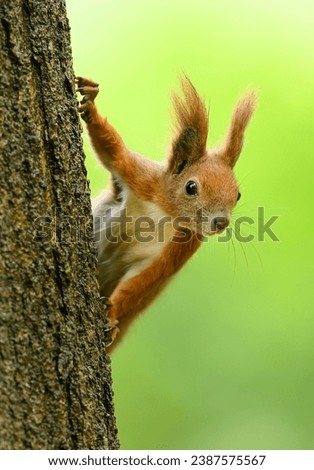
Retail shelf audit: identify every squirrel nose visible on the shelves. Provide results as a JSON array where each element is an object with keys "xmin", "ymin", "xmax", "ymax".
[{"xmin": 212, "ymin": 216, "xmax": 229, "ymax": 232}]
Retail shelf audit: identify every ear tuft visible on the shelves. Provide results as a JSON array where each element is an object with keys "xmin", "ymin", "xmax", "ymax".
[
  {"xmin": 169, "ymin": 76, "xmax": 209, "ymax": 174},
  {"xmin": 222, "ymin": 90, "xmax": 257, "ymax": 167}
]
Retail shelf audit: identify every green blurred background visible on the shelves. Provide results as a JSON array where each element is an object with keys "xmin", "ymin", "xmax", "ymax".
[{"xmin": 67, "ymin": 0, "xmax": 314, "ymax": 449}]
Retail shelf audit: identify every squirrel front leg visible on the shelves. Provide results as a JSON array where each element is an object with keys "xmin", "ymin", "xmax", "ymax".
[
  {"xmin": 101, "ymin": 252, "xmax": 169, "ymax": 350},
  {"xmin": 107, "ymin": 269, "xmax": 162, "ymax": 352},
  {"xmin": 104, "ymin": 232, "xmax": 201, "ymax": 350},
  {"xmin": 104, "ymin": 257, "xmax": 168, "ymax": 351},
  {"xmin": 75, "ymin": 77, "xmax": 161, "ymax": 200}
]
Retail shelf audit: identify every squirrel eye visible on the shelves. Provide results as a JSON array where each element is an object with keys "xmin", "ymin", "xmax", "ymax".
[
  {"xmin": 185, "ymin": 180, "xmax": 198, "ymax": 196},
  {"xmin": 237, "ymin": 192, "xmax": 241, "ymax": 201}
]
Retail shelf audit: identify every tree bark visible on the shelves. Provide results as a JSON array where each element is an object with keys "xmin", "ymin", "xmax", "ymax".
[{"xmin": 0, "ymin": 0, "xmax": 119, "ymax": 449}]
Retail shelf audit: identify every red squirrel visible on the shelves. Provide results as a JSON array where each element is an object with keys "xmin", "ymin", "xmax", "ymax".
[{"xmin": 75, "ymin": 76, "xmax": 256, "ymax": 351}]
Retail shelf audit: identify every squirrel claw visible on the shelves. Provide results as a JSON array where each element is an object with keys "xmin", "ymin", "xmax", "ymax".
[
  {"xmin": 100, "ymin": 296, "xmax": 113, "ymax": 309},
  {"xmin": 103, "ymin": 302, "xmax": 119, "ymax": 347},
  {"xmin": 75, "ymin": 77, "xmax": 99, "ymax": 123},
  {"xmin": 75, "ymin": 76, "xmax": 99, "ymax": 88},
  {"xmin": 81, "ymin": 110, "xmax": 93, "ymax": 123},
  {"xmin": 104, "ymin": 324, "xmax": 120, "ymax": 348},
  {"xmin": 75, "ymin": 83, "xmax": 99, "ymax": 102},
  {"xmin": 104, "ymin": 332, "xmax": 117, "ymax": 348}
]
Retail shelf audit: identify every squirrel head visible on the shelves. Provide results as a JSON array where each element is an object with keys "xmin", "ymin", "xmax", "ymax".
[{"xmin": 164, "ymin": 77, "xmax": 257, "ymax": 237}]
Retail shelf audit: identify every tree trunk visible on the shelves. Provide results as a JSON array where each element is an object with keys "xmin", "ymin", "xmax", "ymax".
[{"xmin": 0, "ymin": 0, "xmax": 119, "ymax": 450}]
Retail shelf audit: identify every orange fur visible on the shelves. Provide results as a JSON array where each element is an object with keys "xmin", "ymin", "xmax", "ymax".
[
  {"xmin": 107, "ymin": 230, "xmax": 201, "ymax": 351},
  {"xmin": 221, "ymin": 91, "xmax": 257, "ymax": 166},
  {"xmin": 76, "ymin": 76, "xmax": 256, "ymax": 351}
]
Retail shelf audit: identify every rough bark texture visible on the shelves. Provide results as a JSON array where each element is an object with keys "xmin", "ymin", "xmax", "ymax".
[{"xmin": 0, "ymin": 0, "xmax": 119, "ymax": 449}]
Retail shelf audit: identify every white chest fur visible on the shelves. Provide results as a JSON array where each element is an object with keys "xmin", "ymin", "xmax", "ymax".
[{"xmin": 93, "ymin": 187, "xmax": 174, "ymax": 297}]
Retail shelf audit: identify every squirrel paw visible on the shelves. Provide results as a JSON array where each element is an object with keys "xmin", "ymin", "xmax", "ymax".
[
  {"xmin": 100, "ymin": 296, "xmax": 119, "ymax": 346},
  {"xmin": 104, "ymin": 318, "xmax": 119, "ymax": 348},
  {"xmin": 100, "ymin": 296, "xmax": 112, "ymax": 310},
  {"xmin": 75, "ymin": 76, "xmax": 99, "ymax": 123}
]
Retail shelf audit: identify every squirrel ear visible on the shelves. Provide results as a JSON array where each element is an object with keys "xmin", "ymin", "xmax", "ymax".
[
  {"xmin": 221, "ymin": 91, "xmax": 257, "ymax": 167},
  {"xmin": 168, "ymin": 76, "xmax": 209, "ymax": 174}
]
